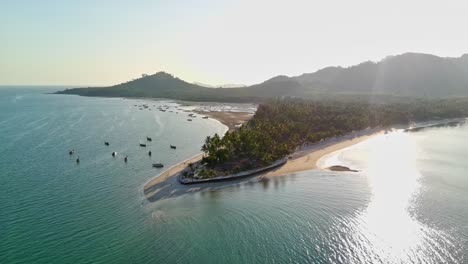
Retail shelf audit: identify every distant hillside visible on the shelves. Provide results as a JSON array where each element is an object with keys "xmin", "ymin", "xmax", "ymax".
[
  {"xmin": 56, "ymin": 53, "xmax": 468, "ymax": 102},
  {"xmin": 295, "ymin": 53, "xmax": 468, "ymax": 97},
  {"xmin": 58, "ymin": 72, "xmax": 213, "ymax": 99}
]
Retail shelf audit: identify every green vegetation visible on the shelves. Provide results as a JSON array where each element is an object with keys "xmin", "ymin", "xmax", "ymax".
[
  {"xmin": 199, "ymin": 98, "xmax": 468, "ymax": 177},
  {"xmin": 56, "ymin": 53, "xmax": 468, "ymax": 102}
]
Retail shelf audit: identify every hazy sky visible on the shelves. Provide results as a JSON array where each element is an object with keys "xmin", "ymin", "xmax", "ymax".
[{"xmin": 1, "ymin": 0, "xmax": 467, "ymax": 86}]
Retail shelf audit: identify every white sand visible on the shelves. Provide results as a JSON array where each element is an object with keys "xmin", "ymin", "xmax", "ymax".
[{"xmin": 143, "ymin": 128, "xmax": 383, "ymax": 202}]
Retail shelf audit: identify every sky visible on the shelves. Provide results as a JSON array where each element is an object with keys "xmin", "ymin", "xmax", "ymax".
[{"xmin": 1, "ymin": 0, "xmax": 468, "ymax": 86}]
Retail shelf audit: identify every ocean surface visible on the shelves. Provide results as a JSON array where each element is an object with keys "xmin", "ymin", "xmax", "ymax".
[{"xmin": 1, "ymin": 88, "xmax": 467, "ymax": 263}]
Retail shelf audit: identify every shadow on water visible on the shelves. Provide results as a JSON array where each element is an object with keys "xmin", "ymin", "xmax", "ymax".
[{"xmin": 144, "ymin": 163, "xmax": 295, "ymax": 202}]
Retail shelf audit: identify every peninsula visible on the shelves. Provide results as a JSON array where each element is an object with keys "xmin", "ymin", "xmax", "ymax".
[{"xmin": 144, "ymin": 97, "xmax": 468, "ymax": 202}]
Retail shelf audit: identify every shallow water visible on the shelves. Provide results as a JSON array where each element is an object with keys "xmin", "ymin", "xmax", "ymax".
[{"xmin": 1, "ymin": 88, "xmax": 467, "ymax": 263}]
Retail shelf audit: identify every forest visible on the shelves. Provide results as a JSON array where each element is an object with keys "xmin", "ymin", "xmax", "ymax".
[{"xmin": 197, "ymin": 97, "xmax": 468, "ymax": 178}]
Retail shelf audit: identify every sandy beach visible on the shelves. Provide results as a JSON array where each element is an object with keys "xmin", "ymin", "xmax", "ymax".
[
  {"xmin": 262, "ymin": 128, "xmax": 383, "ymax": 177},
  {"xmin": 143, "ymin": 125, "xmax": 383, "ymax": 202},
  {"xmin": 194, "ymin": 110, "xmax": 253, "ymax": 131}
]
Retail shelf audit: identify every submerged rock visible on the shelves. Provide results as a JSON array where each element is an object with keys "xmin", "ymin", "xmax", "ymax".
[{"xmin": 327, "ymin": 165, "xmax": 359, "ymax": 172}]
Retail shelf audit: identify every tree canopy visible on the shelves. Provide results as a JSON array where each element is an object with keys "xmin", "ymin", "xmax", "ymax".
[{"xmin": 199, "ymin": 97, "xmax": 468, "ymax": 177}]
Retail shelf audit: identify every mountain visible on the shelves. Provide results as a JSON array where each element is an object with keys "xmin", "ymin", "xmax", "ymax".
[
  {"xmin": 58, "ymin": 72, "xmax": 211, "ymax": 98},
  {"xmin": 236, "ymin": 75, "xmax": 303, "ymax": 97},
  {"xmin": 294, "ymin": 53, "xmax": 468, "ymax": 97},
  {"xmin": 56, "ymin": 53, "xmax": 468, "ymax": 102}
]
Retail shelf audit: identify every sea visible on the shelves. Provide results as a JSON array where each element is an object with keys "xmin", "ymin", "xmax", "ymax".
[{"xmin": 1, "ymin": 87, "xmax": 467, "ymax": 264}]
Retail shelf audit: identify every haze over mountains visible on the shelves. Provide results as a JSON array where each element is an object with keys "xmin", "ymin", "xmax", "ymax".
[
  {"xmin": 193, "ymin": 82, "xmax": 246, "ymax": 88},
  {"xmin": 57, "ymin": 53, "xmax": 468, "ymax": 102}
]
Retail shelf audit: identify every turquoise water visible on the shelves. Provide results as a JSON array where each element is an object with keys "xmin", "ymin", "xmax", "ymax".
[{"xmin": 1, "ymin": 88, "xmax": 467, "ymax": 263}]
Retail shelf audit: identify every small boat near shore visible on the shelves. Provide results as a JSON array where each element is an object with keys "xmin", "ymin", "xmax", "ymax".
[
  {"xmin": 104, "ymin": 142, "xmax": 109, "ymax": 146},
  {"xmin": 146, "ymin": 137, "xmax": 152, "ymax": 141},
  {"xmin": 170, "ymin": 145, "xmax": 176, "ymax": 149},
  {"xmin": 187, "ymin": 119, "xmax": 192, "ymax": 121},
  {"xmin": 152, "ymin": 163, "xmax": 164, "ymax": 168},
  {"xmin": 140, "ymin": 143, "xmax": 147, "ymax": 147},
  {"xmin": 112, "ymin": 152, "xmax": 117, "ymax": 157}
]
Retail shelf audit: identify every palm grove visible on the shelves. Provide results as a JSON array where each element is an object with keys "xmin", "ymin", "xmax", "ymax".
[{"xmin": 198, "ymin": 98, "xmax": 468, "ymax": 178}]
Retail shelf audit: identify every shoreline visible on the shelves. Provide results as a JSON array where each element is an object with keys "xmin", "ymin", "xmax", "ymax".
[
  {"xmin": 143, "ymin": 127, "xmax": 384, "ymax": 202},
  {"xmin": 261, "ymin": 128, "xmax": 384, "ymax": 177},
  {"xmin": 142, "ymin": 108, "xmax": 255, "ymax": 199},
  {"xmin": 193, "ymin": 110, "xmax": 253, "ymax": 131}
]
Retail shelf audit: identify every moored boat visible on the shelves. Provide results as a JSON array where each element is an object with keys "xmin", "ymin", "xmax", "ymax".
[{"xmin": 152, "ymin": 163, "xmax": 164, "ymax": 168}]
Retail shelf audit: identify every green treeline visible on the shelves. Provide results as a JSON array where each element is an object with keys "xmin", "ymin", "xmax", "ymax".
[{"xmin": 200, "ymin": 98, "xmax": 468, "ymax": 177}]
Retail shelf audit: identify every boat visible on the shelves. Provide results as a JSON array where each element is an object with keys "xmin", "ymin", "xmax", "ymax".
[
  {"xmin": 124, "ymin": 156, "xmax": 128, "ymax": 162},
  {"xmin": 148, "ymin": 151, "xmax": 152, "ymax": 156},
  {"xmin": 76, "ymin": 157, "xmax": 80, "ymax": 163},
  {"xmin": 104, "ymin": 142, "xmax": 109, "ymax": 146},
  {"xmin": 187, "ymin": 119, "xmax": 192, "ymax": 121},
  {"xmin": 152, "ymin": 163, "xmax": 164, "ymax": 168},
  {"xmin": 202, "ymin": 116, "xmax": 209, "ymax": 119},
  {"xmin": 69, "ymin": 150, "xmax": 74, "ymax": 155},
  {"xmin": 112, "ymin": 152, "xmax": 117, "ymax": 157},
  {"xmin": 170, "ymin": 145, "xmax": 176, "ymax": 149},
  {"xmin": 146, "ymin": 137, "xmax": 152, "ymax": 141},
  {"xmin": 140, "ymin": 143, "xmax": 147, "ymax": 147}
]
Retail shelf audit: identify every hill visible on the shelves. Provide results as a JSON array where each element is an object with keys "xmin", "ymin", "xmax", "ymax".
[
  {"xmin": 295, "ymin": 53, "xmax": 468, "ymax": 97},
  {"xmin": 56, "ymin": 53, "xmax": 468, "ymax": 102}
]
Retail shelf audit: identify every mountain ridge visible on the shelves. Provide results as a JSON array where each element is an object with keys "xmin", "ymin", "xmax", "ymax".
[{"xmin": 56, "ymin": 52, "xmax": 468, "ymax": 102}]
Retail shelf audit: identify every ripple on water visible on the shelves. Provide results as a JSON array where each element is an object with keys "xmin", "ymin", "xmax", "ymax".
[{"xmin": 1, "ymin": 90, "xmax": 467, "ymax": 263}]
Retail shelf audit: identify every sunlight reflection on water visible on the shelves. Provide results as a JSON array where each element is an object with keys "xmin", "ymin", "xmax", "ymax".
[{"xmin": 329, "ymin": 131, "xmax": 459, "ymax": 263}]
